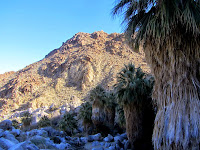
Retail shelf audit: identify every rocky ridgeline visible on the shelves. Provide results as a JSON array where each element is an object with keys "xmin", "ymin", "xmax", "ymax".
[
  {"xmin": 0, "ymin": 31, "xmax": 149, "ymax": 120},
  {"xmin": 0, "ymin": 119, "xmax": 130, "ymax": 150}
]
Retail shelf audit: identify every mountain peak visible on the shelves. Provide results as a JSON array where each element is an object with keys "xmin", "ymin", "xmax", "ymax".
[{"xmin": 0, "ymin": 32, "xmax": 149, "ymax": 120}]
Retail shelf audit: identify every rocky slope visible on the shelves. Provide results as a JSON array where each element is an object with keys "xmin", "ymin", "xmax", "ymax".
[{"xmin": 0, "ymin": 31, "xmax": 150, "ymax": 120}]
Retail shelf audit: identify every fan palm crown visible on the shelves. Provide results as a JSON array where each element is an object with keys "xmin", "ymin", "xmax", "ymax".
[
  {"xmin": 113, "ymin": 0, "xmax": 200, "ymax": 49},
  {"xmin": 114, "ymin": 63, "xmax": 153, "ymax": 105}
]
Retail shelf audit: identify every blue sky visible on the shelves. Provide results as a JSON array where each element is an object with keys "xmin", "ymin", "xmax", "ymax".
[{"xmin": 0, "ymin": 0, "xmax": 122, "ymax": 74}]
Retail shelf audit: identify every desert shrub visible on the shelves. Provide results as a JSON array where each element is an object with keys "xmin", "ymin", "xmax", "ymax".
[
  {"xmin": 12, "ymin": 119, "xmax": 20, "ymax": 129},
  {"xmin": 21, "ymin": 111, "xmax": 32, "ymax": 127},
  {"xmin": 38, "ymin": 115, "xmax": 51, "ymax": 128},
  {"xmin": 59, "ymin": 112, "xmax": 77, "ymax": 135}
]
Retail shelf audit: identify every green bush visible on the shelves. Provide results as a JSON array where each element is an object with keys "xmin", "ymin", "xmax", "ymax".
[
  {"xmin": 38, "ymin": 115, "xmax": 51, "ymax": 128},
  {"xmin": 59, "ymin": 112, "xmax": 77, "ymax": 135},
  {"xmin": 21, "ymin": 111, "xmax": 32, "ymax": 127},
  {"xmin": 12, "ymin": 119, "xmax": 20, "ymax": 129}
]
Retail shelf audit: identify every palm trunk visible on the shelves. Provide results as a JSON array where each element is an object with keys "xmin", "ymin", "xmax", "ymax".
[
  {"xmin": 124, "ymin": 102, "xmax": 143, "ymax": 149},
  {"xmin": 104, "ymin": 107, "xmax": 115, "ymax": 129},
  {"xmin": 91, "ymin": 99, "xmax": 106, "ymax": 127},
  {"xmin": 144, "ymin": 32, "xmax": 200, "ymax": 149}
]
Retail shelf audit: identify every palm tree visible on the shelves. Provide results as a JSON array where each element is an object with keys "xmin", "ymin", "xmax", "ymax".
[
  {"xmin": 114, "ymin": 63, "xmax": 154, "ymax": 149},
  {"xmin": 89, "ymin": 85, "xmax": 107, "ymax": 131},
  {"xmin": 104, "ymin": 91, "xmax": 117, "ymax": 130},
  {"xmin": 113, "ymin": 0, "xmax": 200, "ymax": 149},
  {"xmin": 78, "ymin": 102, "xmax": 93, "ymax": 133},
  {"xmin": 59, "ymin": 112, "xmax": 77, "ymax": 136},
  {"xmin": 115, "ymin": 105, "xmax": 126, "ymax": 130}
]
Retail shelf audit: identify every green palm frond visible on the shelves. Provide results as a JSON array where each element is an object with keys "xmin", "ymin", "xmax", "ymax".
[
  {"xmin": 113, "ymin": 0, "xmax": 200, "ymax": 50},
  {"xmin": 89, "ymin": 85, "xmax": 107, "ymax": 104},
  {"xmin": 114, "ymin": 63, "xmax": 154, "ymax": 105},
  {"xmin": 78, "ymin": 102, "xmax": 92, "ymax": 123},
  {"xmin": 104, "ymin": 91, "xmax": 117, "ymax": 109},
  {"xmin": 59, "ymin": 112, "xmax": 77, "ymax": 135}
]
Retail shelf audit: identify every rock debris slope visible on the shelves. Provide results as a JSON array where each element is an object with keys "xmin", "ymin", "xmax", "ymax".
[{"xmin": 0, "ymin": 31, "xmax": 150, "ymax": 120}]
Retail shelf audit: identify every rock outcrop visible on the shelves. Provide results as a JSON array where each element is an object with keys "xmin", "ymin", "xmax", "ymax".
[{"xmin": 0, "ymin": 31, "xmax": 150, "ymax": 120}]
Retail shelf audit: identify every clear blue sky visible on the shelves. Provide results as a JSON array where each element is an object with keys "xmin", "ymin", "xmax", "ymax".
[{"xmin": 0, "ymin": 0, "xmax": 122, "ymax": 74}]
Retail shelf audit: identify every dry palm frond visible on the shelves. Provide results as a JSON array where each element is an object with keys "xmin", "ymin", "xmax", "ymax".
[{"xmin": 113, "ymin": 0, "xmax": 200, "ymax": 149}]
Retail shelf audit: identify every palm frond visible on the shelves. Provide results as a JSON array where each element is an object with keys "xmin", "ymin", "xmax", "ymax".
[
  {"xmin": 113, "ymin": 0, "xmax": 200, "ymax": 50},
  {"xmin": 114, "ymin": 63, "xmax": 154, "ymax": 105}
]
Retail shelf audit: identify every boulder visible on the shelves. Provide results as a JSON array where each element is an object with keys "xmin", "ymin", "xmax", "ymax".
[
  {"xmin": 116, "ymin": 140, "xmax": 124, "ymax": 148},
  {"xmin": 55, "ymin": 142, "xmax": 71, "ymax": 150},
  {"xmin": 31, "ymin": 111, "xmax": 49, "ymax": 125},
  {"xmin": 114, "ymin": 135, "xmax": 124, "ymax": 142},
  {"xmin": 108, "ymin": 146, "xmax": 116, "ymax": 150},
  {"xmin": 0, "ymin": 129, "xmax": 3, "ymax": 137},
  {"xmin": 27, "ymin": 129, "xmax": 48, "ymax": 138},
  {"xmin": 92, "ymin": 141, "xmax": 100, "ymax": 147},
  {"xmin": 120, "ymin": 133, "xmax": 127, "ymax": 139},
  {"xmin": 105, "ymin": 142, "xmax": 111, "ymax": 148},
  {"xmin": 69, "ymin": 137, "xmax": 82, "ymax": 146},
  {"xmin": 2, "ymin": 131, "xmax": 19, "ymax": 144},
  {"xmin": 92, "ymin": 148, "xmax": 104, "ymax": 150},
  {"xmin": 80, "ymin": 137, "xmax": 88, "ymax": 143},
  {"xmin": 8, "ymin": 141, "xmax": 39, "ymax": 150},
  {"xmin": 93, "ymin": 133, "xmax": 102, "ymax": 141},
  {"xmin": 88, "ymin": 133, "xmax": 102, "ymax": 142},
  {"xmin": 0, "ymin": 120, "xmax": 12, "ymax": 130},
  {"xmin": 104, "ymin": 134, "xmax": 113, "ymax": 142},
  {"xmin": 88, "ymin": 135, "xmax": 94, "ymax": 142},
  {"xmin": 41, "ymin": 126, "xmax": 63, "ymax": 137},
  {"xmin": 50, "ymin": 136, "xmax": 62, "ymax": 144},
  {"xmin": 30, "ymin": 135, "xmax": 57, "ymax": 149},
  {"xmin": 115, "ymin": 144, "xmax": 121, "ymax": 150},
  {"xmin": 0, "ymin": 137, "xmax": 15, "ymax": 149},
  {"xmin": 10, "ymin": 128, "xmax": 21, "ymax": 137},
  {"xmin": 100, "ymin": 142, "xmax": 105, "ymax": 146},
  {"xmin": 124, "ymin": 140, "xmax": 131, "ymax": 150},
  {"xmin": 16, "ymin": 132, "xmax": 27, "ymax": 142}
]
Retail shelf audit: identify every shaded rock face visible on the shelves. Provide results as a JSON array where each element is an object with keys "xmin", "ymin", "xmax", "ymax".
[{"xmin": 0, "ymin": 31, "xmax": 149, "ymax": 120}]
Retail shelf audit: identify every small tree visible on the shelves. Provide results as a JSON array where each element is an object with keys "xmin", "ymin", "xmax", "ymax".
[{"xmin": 59, "ymin": 112, "xmax": 77, "ymax": 136}]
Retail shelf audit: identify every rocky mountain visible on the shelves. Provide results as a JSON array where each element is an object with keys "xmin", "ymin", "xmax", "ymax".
[{"xmin": 0, "ymin": 31, "xmax": 150, "ymax": 120}]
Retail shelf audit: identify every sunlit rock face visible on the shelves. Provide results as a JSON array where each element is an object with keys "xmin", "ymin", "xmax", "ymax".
[{"xmin": 0, "ymin": 31, "xmax": 149, "ymax": 120}]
